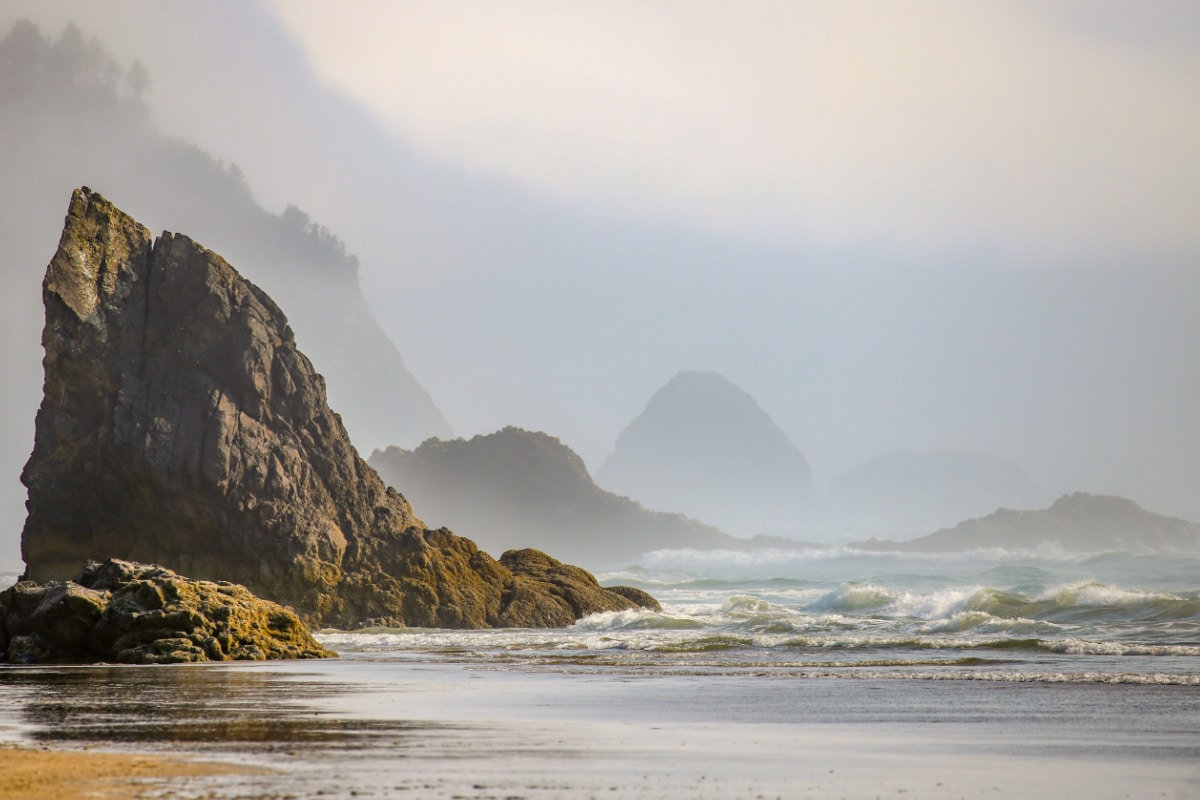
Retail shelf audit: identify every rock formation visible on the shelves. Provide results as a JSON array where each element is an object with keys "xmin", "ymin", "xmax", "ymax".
[
  {"xmin": 854, "ymin": 493, "xmax": 1200, "ymax": 554},
  {"xmin": 20, "ymin": 189, "xmax": 651, "ymax": 628},
  {"xmin": 597, "ymin": 371, "xmax": 815, "ymax": 538},
  {"xmin": 0, "ymin": 559, "xmax": 333, "ymax": 664},
  {"xmin": 0, "ymin": 21, "xmax": 451, "ymax": 563},
  {"xmin": 370, "ymin": 428, "xmax": 821, "ymax": 566}
]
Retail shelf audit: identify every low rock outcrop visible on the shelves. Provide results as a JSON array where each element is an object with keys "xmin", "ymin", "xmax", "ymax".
[
  {"xmin": 0, "ymin": 559, "xmax": 333, "ymax": 664},
  {"xmin": 854, "ymin": 493, "xmax": 1200, "ymax": 554},
  {"xmin": 20, "ymin": 189, "xmax": 651, "ymax": 628}
]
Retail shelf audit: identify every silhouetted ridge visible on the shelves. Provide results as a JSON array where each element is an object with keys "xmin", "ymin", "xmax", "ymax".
[{"xmin": 369, "ymin": 426, "xmax": 781, "ymax": 565}]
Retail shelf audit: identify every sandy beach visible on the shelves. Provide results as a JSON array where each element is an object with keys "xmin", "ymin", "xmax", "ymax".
[
  {"xmin": 2, "ymin": 659, "xmax": 1198, "ymax": 799},
  {"xmin": 0, "ymin": 745, "xmax": 266, "ymax": 800}
]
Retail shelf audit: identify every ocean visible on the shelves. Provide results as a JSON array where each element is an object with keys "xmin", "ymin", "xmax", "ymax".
[
  {"xmin": 1, "ymin": 546, "xmax": 1198, "ymax": 799},
  {"xmin": 322, "ymin": 546, "xmax": 1200, "ymax": 685}
]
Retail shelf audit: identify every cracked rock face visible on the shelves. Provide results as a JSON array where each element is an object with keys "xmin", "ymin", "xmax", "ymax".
[{"xmin": 20, "ymin": 189, "xmax": 650, "ymax": 628}]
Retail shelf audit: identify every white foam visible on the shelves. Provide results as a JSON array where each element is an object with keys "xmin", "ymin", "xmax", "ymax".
[{"xmin": 1042, "ymin": 638, "xmax": 1200, "ymax": 657}]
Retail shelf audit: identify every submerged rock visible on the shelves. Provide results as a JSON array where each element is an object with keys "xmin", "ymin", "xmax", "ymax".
[
  {"xmin": 0, "ymin": 559, "xmax": 333, "ymax": 664},
  {"xmin": 20, "ymin": 189, "xmax": 652, "ymax": 628}
]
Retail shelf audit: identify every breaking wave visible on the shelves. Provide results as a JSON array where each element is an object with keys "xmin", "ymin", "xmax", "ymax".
[{"xmin": 319, "ymin": 550, "xmax": 1198, "ymax": 683}]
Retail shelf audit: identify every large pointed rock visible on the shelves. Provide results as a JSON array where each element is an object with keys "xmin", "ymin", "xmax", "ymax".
[{"xmin": 20, "ymin": 189, "xmax": 648, "ymax": 628}]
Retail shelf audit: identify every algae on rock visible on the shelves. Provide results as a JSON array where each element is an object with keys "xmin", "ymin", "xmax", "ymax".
[{"xmin": 0, "ymin": 559, "xmax": 334, "ymax": 664}]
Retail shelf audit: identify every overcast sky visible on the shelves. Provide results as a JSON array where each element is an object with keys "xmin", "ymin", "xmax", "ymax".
[
  {"xmin": 3, "ymin": 0, "xmax": 1199, "ymax": 537},
  {"xmin": 265, "ymin": 0, "xmax": 1200, "ymax": 263}
]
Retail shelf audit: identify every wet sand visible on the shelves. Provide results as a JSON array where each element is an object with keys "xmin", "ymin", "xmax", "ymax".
[
  {"xmin": 1, "ymin": 659, "xmax": 1198, "ymax": 799},
  {"xmin": 0, "ymin": 745, "xmax": 265, "ymax": 800}
]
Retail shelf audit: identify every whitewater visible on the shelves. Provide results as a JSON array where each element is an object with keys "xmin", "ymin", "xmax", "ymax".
[{"xmin": 319, "ymin": 546, "xmax": 1200, "ymax": 685}]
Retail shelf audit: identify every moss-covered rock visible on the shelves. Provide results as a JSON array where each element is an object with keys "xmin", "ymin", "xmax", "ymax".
[{"xmin": 0, "ymin": 559, "xmax": 334, "ymax": 664}]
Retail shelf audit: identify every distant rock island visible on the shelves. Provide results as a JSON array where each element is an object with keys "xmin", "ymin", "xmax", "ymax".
[
  {"xmin": 854, "ymin": 493, "xmax": 1200, "ymax": 554},
  {"xmin": 596, "ymin": 371, "xmax": 815, "ymax": 539},
  {"xmin": 831, "ymin": 451, "xmax": 1046, "ymax": 539},
  {"xmin": 370, "ymin": 427, "xmax": 815, "ymax": 566},
  {"xmin": 18, "ymin": 188, "xmax": 655, "ymax": 630}
]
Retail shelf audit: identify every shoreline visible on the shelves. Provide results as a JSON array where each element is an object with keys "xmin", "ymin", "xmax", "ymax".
[{"xmin": 1, "ymin": 659, "xmax": 1197, "ymax": 799}]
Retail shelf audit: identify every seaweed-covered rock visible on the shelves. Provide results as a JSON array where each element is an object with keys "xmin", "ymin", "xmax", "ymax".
[
  {"xmin": 20, "ymin": 188, "xmax": 651, "ymax": 628},
  {"xmin": 0, "ymin": 559, "xmax": 334, "ymax": 664}
]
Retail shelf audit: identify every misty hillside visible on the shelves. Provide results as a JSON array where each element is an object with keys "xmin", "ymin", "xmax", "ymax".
[
  {"xmin": 368, "ymin": 427, "xmax": 806, "ymax": 566},
  {"xmin": 830, "ymin": 451, "xmax": 1047, "ymax": 539},
  {"xmin": 0, "ymin": 21, "xmax": 451, "ymax": 551},
  {"xmin": 596, "ymin": 371, "xmax": 815, "ymax": 539},
  {"xmin": 854, "ymin": 493, "xmax": 1200, "ymax": 555}
]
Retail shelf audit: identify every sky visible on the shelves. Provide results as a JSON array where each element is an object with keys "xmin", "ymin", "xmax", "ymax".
[
  {"xmin": 2, "ymin": 0, "xmax": 1199, "ymax": 540},
  {"xmin": 265, "ymin": 0, "xmax": 1200, "ymax": 263}
]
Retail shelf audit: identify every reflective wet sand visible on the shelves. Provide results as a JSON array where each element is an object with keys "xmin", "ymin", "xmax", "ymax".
[{"xmin": 1, "ymin": 660, "xmax": 1198, "ymax": 799}]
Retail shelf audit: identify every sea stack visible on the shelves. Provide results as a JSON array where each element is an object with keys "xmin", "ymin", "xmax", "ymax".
[
  {"xmin": 597, "ymin": 371, "xmax": 815, "ymax": 538},
  {"xmin": 20, "ymin": 188, "xmax": 650, "ymax": 628}
]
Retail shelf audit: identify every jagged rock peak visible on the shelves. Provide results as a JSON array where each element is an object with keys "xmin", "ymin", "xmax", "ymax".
[{"xmin": 21, "ymin": 188, "xmax": 651, "ymax": 628}]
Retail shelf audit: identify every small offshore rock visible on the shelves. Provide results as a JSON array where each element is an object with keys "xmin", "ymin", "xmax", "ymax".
[
  {"xmin": 0, "ymin": 559, "xmax": 334, "ymax": 664},
  {"xmin": 603, "ymin": 585, "xmax": 662, "ymax": 612}
]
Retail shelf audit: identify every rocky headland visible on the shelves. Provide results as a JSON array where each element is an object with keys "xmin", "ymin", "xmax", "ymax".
[
  {"xmin": 853, "ymin": 492, "xmax": 1200, "ymax": 554},
  {"xmin": 370, "ymin": 427, "xmax": 816, "ymax": 566},
  {"xmin": 17, "ymin": 188, "xmax": 653, "ymax": 632}
]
